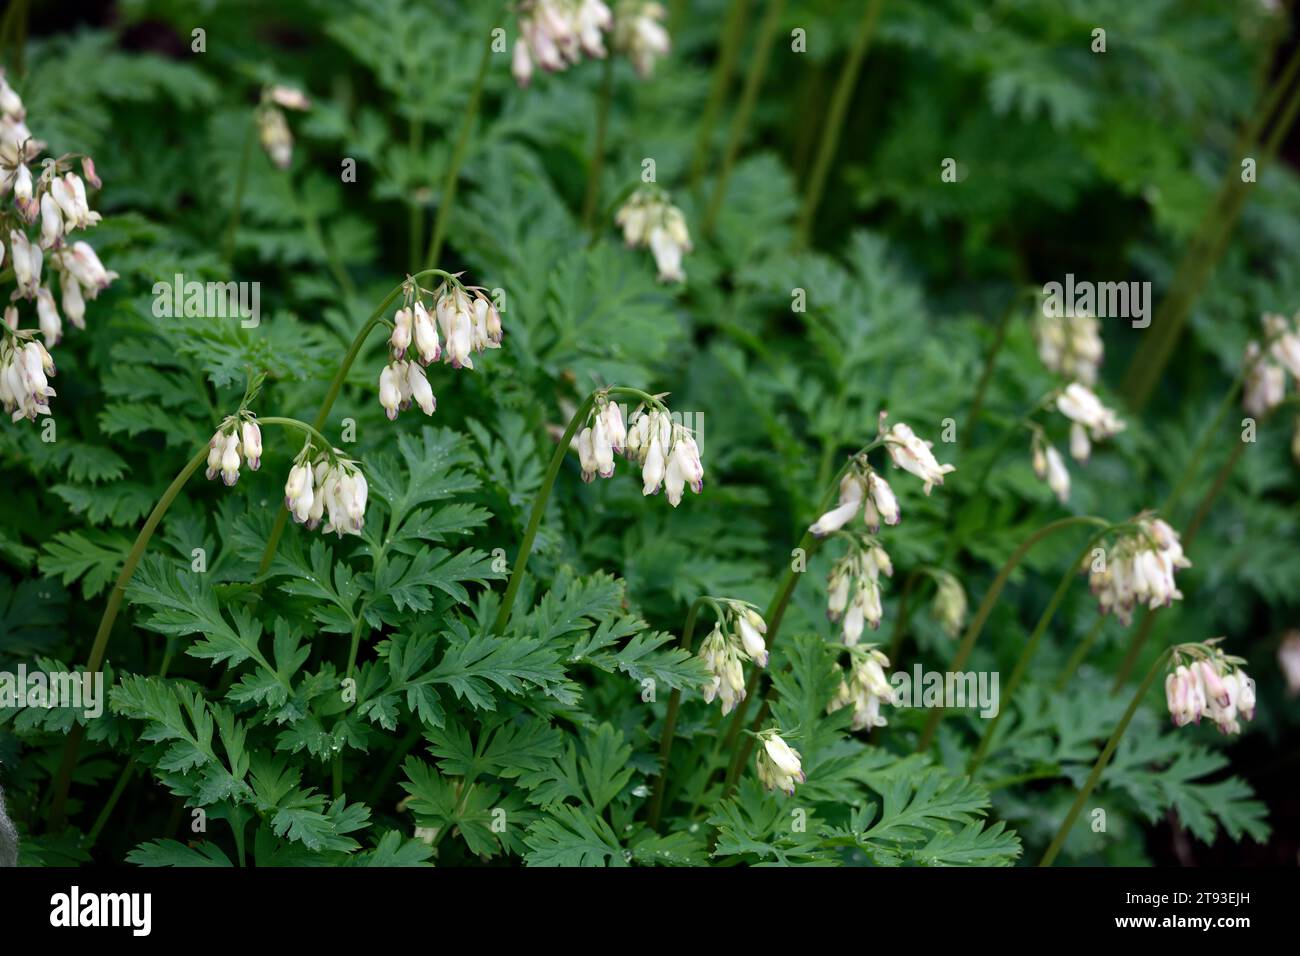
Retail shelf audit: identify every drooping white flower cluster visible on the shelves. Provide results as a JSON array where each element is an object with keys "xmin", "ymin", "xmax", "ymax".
[
  {"xmin": 754, "ymin": 730, "xmax": 805, "ymax": 796},
  {"xmin": 809, "ymin": 417, "xmax": 954, "ymax": 640},
  {"xmin": 378, "ymin": 278, "xmax": 502, "ymax": 421},
  {"xmin": 613, "ymin": 2, "xmax": 671, "ymax": 78},
  {"xmin": 257, "ymin": 84, "xmax": 310, "ymax": 170},
  {"xmin": 204, "ymin": 417, "xmax": 263, "ymax": 486},
  {"xmin": 1242, "ymin": 313, "xmax": 1300, "ymax": 424},
  {"xmin": 1165, "ymin": 642, "xmax": 1256, "ymax": 736},
  {"xmin": 1032, "ymin": 382, "xmax": 1125, "ymax": 503},
  {"xmin": 825, "ymin": 539, "xmax": 891, "ymax": 644},
  {"xmin": 511, "ymin": 0, "xmax": 613, "ymax": 87},
  {"xmin": 623, "ymin": 402, "xmax": 703, "ymax": 505},
  {"xmin": 615, "ymin": 188, "xmax": 691, "ymax": 282},
  {"xmin": 1034, "ymin": 309, "xmax": 1103, "ymax": 386},
  {"xmin": 284, "ymin": 445, "xmax": 369, "ymax": 537},
  {"xmin": 828, "ymin": 645, "xmax": 898, "ymax": 731},
  {"xmin": 697, "ymin": 602, "xmax": 768, "ymax": 715},
  {"xmin": 1086, "ymin": 515, "xmax": 1191, "ymax": 626},
  {"xmin": 881, "ymin": 416, "xmax": 956, "ymax": 494},
  {"xmin": 1, "ymin": 69, "xmax": 114, "ymax": 423},
  {"xmin": 0, "ymin": 332, "xmax": 56, "ymax": 422}
]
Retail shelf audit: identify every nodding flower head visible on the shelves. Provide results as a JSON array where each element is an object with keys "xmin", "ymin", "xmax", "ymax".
[
  {"xmin": 828, "ymin": 645, "xmax": 898, "ymax": 731},
  {"xmin": 1166, "ymin": 641, "xmax": 1255, "ymax": 736},
  {"xmin": 1035, "ymin": 308, "xmax": 1103, "ymax": 386},
  {"xmin": 1054, "ymin": 383, "xmax": 1125, "ymax": 462},
  {"xmin": 0, "ymin": 336, "xmax": 56, "ymax": 423},
  {"xmin": 613, "ymin": 2, "xmax": 671, "ymax": 78},
  {"xmin": 205, "ymin": 414, "xmax": 265, "ymax": 485},
  {"xmin": 754, "ymin": 729, "xmax": 805, "ymax": 795},
  {"xmin": 512, "ymin": 0, "xmax": 614, "ymax": 87},
  {"xmin": 880, "ymin": 415, "xmax": 956, "ymax": 494},
  {"xmin": 1031, "ymin": 432, "xmax": 1071, "ymax": 504},
  {"xmin": 597, "ymin": 396, "xmax": 703, "ymax": 506},
  {"xmin": 696, "ymin": 600, "xmax": 767, "ymax": 712},
  {"xmin": 283, "ymin": 443, "xmax": 368, "ymax": 538},
  {"xmin": 615, "ymin": 187, "xmax": 691, "ymax": 283},
  {"xmin": 1086, "ymin": 514, "xmax": 1191, "ymax": 626},
  {"xmin": 378, "ymin": 276, "xmax": 503, "ymax": 423}
]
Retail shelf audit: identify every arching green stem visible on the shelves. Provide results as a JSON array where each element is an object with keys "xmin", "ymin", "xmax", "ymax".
[
  {"xmin": 221, "ymin": 112, "xmax": 257, "ymax": 267},
  {"xmin": 794, "ymin": 0, "xmax": 885, "ymax": 248},
  {"xmin": 918, "ymin": 515, "xmax": 1109, "ymax": 751},
  {"xmin": 424, "ymin": 26, "xmax": 494, "ymax": 269},
  {"xmin": 581, "ymin": 56, "xmax": 615, "ymax": 233},
  {"xmin": 967, "ymin": 524, "xmax": 1116, "ymax": 774},
  {"xmin": 1040, "ymin": 649, "xmax": 1171, "ymax": 866},
  {"xmin": 689, "ymin": 0, "xmax": 752, "ymax": 193},
  {"xmin": 255, "ymin": 268, "xmax": 454, "ymax": 577},
  {"xmin": 1055, "ymin": 616, "xmax": 1105, "ymax": 691},
  {"xmin": 48, "ymin": 445, "xmax": 209, "ymax": 829},
  {"xmin": 703, "ymin": 0, "xmax": 787, "ymax": 235},
  {"xmin": 647, "ymin": 596, "xmax": 714, "ymax": 830},
  {"xmin": 491, "ymin": 386, "xmax": 663, "ymax": 635}
]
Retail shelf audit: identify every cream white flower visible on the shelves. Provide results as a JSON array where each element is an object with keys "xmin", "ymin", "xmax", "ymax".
[
  {"xmin": 615, "ymin": 188, "xmax": 691, "ymax": 282},
  {"xmin": 755, "ymin": 730, "xmax": 805, "ymax": 795},
  {"xmin": 614, "ymin": 1, "xmax": 670, "ymax": 77},
  {"xmin": 241, "ymin": 420, "xmax": 263, "ymax": 470},
  {"xmin": 1088, "ymin": 516, "xmax": 1190, "ymax": 625},
  {"xmin": 931, "ymin": 570, "xmax": 966, "ymax": 638},
  {"xmin": 826, "ymin": 543, "xmax": 892, "ymax": 643},
  {"xmin": 881, "ymin": 418, "xmax": 955, "ymax": 494},
  {"xmin": 9, "ymin": 229, "xmax": 40, "ymax": 298},
  {"xmin": 512, "ymin": 0, "xmax": 613, "ymax": 87},
  {"xmin": 1166, "ymin": 644, "xmax": 1255, "ymax": 736},
  {"xmin": 1055, "ymin": 382, "xmax": 1125, "ymax": 443},
  {"xmin": 61, "ymin": 241, "xmax": 116, "ymax": 296},
  {"xmin": 698, "ymin": 625, "xmax": 747, "ymax": 715},
  {"xmin": 0, "ymin": 337, "xmax": 56, "ymax": 422},
  {"xmin": 412, "ymin": 301, "xmax": 440, "ymax": 365},
  {"xmin": 1280, "ymin": 631, "xmax": 1300, "ymax": 696},
  {"xmin": 1032, "ymin": 440, "xmax": 1070, "ymax": 503},
  {"xmin": 390, "ymin": 306, "xmax": 413, "ymax": 358},
  {"xmin": 50, "ymin": 173, "xmax": 100, "ymax": 231},
  {"xmin": 285, "ymin": 462, "xmax": 315, "ymax": 523},
  {"xmin": 828, "ymin": 646, "xmax": 898, "ymax": 731},
  {"xmin": 257, "ymin": 106, "xmax": 294, "ymax": 170},
  {"xmin": 378, "ymin": 362, "xmax": 404, "ymax": 420},
  {"xmin": 1034, "ymin": 309, "xmax": 1103, "ymax": 385}
]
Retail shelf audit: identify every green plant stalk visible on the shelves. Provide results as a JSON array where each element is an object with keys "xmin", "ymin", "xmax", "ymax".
[
  {"xmin": 961, "ymin": 287, "xmax": 1039, "ymax": 450},
  {"xmin": 1111, "ymin": 393, "xmax": 1300, "ymax": 692},
  {"xmin": 967, "ymin": 527, "xmax": 1113, "ymax": 774},
  {"xmin": 703, "ymin": 0, "xmax": 787, "ymax": 235},
  {"xmin": 1040, "ymin": 649, "xmax": 1170, "ymax": 866},
  {"xmin": 1120, "ymin": 44, "xmax": 1300, "ymax": 409},
  {"xmin": 491, "ymin": 386, "xmax": 662, "ymax": 635},
  {"xmin": 290, "ymin": 172, "xmax": 357, "ymax": 303},
  {"xmin": 221, "ymin": 112, "xmax": 257, "ymax": 266},
  {"xmin": 408, "ymin": 115, "xmax": 425, "ymax": 273},
  {"xmin": 1055, "ymin": 616, "xmax": 1104, "ymax": 691},
  {"xmin": 918, "ymin": 515, "xmax": 1109, "ymax": 751},
  {"xmin": 424, "ymin": 30, "xmax": 493, "ymax": 270},
  {"xmin": 48, "ymin": 446, "xmax": 209, "ymax": 829},
  {"xmin": 794, "ymin": 0, "xmax": 885, "ymax": 248},
  {"xmin": 255, "ymin": 268, "xmax": 452, "ymax": 577},
  {"xmin": 646, "ymin": 596, "xmax": 709, "ymax": 830},
  {"xmin": 689, "ymin": 0, "xmax": 752, "ymax": 193},
  {"xmin": 581, "ymin": 56, "xmax": 615, "ymax": 233}
]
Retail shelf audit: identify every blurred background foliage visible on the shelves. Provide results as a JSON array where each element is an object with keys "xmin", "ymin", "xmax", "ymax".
[{"xmin": 0, "ymin": 0, "xmax": 1296, "ymax": 865}]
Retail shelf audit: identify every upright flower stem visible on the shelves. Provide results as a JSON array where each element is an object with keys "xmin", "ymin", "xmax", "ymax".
[
  {"xmin": 581, "ymin": 56, "xmax": 615, "ymax": 233},
  {"xmin": 917, "ymin": 515, "xmax": 1109, "ymax": 751},
  {"xmin": 689, "ymin": 0, "xmax": 752, "ymax": 193},
  {"xmin": 1055, "ymin": 616, "xmax": 1105, "ymax": 691},
  {"xmin": 221, "ymin": 112, "xmax": 257, "ymax": 267},
  {"xmin": 256, "ymin": 269, "xmax": 452, "ymax": 577},
  {"xmin": 48, "ymin": 446, "xmax": 209, "ymax": 829},
  {"xmin": 702, "ymin": 0, "xmax": 787, "ymax": 236},
  {"xmin": 794, "ymin": 0, "xmax": 885, "ymax": 248},
  {"xmin": 647, "ymin": 596, "xmax": 711, "ymax": 830},
  {"xmin": 1039, "ymin": 649, "xmax": 1170, "ymax": 867},
  {"xmin": 967, "ymin": 526, "xmax": 1116, "ymax": 774},
  {"xmin": 1120, "ymin": 42, "xmax": 1300, "ymax": 410},
  {"xmin": 961, "ymin": 287, "xmax": 1039, "ymax": 450},
  {"xmin": 491, "ymin": 386, "xmax": 661, "ymax": 635},
  {"xmin": 423, "ymin": 29, "xmax": 493, "ymax": 270}
]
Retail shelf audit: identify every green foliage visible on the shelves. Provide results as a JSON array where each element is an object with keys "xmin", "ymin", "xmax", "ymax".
[{"xmin": 0, "ymin": 0, "xmax": 1290, "ymax": 871}]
